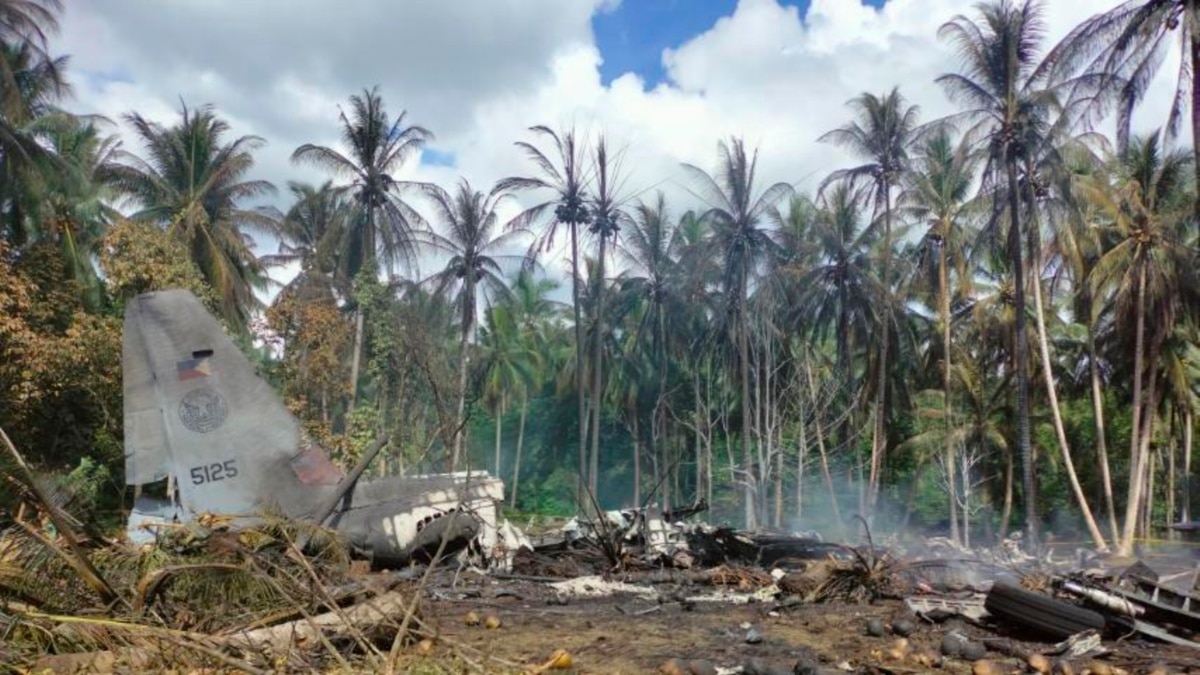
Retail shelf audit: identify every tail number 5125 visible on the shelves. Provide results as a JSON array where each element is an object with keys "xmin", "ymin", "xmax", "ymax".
[{"xmin": 190, "ymin": 459, "xmax": 238, "ymax": 485}]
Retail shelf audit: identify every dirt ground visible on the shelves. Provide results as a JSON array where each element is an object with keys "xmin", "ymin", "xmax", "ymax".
[{"xmin": 386, "ymin": 571, "xmax": 1200, "ymax": 674}]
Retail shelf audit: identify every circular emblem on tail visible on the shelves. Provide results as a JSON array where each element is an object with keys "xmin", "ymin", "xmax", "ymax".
[{"xmin": 179, "ymin": 386, "xmax": 228, "ymax": 433}]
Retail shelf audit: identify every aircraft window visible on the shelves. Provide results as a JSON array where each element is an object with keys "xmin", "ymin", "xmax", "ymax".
[{"xmin": 192, "ymin": 349, "xmax": 214, "ymax": 358}]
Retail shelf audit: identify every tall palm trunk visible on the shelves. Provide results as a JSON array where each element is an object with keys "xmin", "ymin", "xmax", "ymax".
[
  {"xmin": 1005, "ymin": 159, "xmax": 1036, "ymax": 541},
  {"xmin": 1088, "ymin": 316, "xmax": 1120, "ymax": 542},
  {"xmin": 694, "ymin": 369, "xmax": 704, "ymax": 505},
  {"xmin": 1184, "ymin": 407, "xmax": 1193, "ymax": 523},
  {"xmin": 1169, "ymin": 412, "xmax": 1177, "ymax": 526},
  {"xmin": 511, "ymin": 392, "xmax": 528, "ymax": 508},
  {"xmin": 631, "ymin": 411, "xmax": 641, "ymax": 507},
  {"xmin": 868, "ymin": 187, "xmax": 893, "ymax": 517},
  {"xmin": 349, "ymin": 214, "xmax": 377, "ymax": 413},
  {"xmin": 1191, "ymin": 30, "xmax": 1200, "ymax": 223},
  {"xmin": 349, "ymin": 308, "xmax": 364, "ymax": 411},
  {"xmin": 662, "ymin": 307, "xmax": 672, "ymax": 506},
  {"xmin": 570, "ymin": 222, "xmax": 588, "ymax": 501},
  {"xmin": 1137, "ymin": 356, "xmax": 1160, "ymax": 540},
  {"xmin": 589, "ymin": 232, "xmax": 607, "ymax": 498},
  {"xmin": 493, "ymin": 394, "xmax": 505, "ymax": 476},
  {"xmin": 1024, "ymin": 178, "xmax": 1107, "ymax": 550},
  {"xmin": 452, "ymin": 273, "xmax": 475, "ymax": 470},
  {"xmin": 1119, "ymin": 264, "xmax": 1149, "ymax": 555},
  {"xmin": 1030, "ymin": 249, "xmax": 1106, "ymax": 548},
  {"xmin": 939, "ymin": 235, "xmax": 960, "ymax": 545},
  {"xmin": 805, "ymin": 355, "xmax": 841, "ymax": 530},
  {"xmin": 999, "ymin": 444, "xmax": 1013, "ymax": 540},
  {"xmin": 796, "ymin": 375, "xmax": 808, "ymax": 522},
  {"xmin": 739, "ymin": 266, "xmax": 755, "ymax": 529}
]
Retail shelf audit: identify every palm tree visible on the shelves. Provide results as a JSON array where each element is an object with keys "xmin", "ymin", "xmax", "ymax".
[
  {"xmin": 0, "ymin": 0, "xmax": 61, "ymax": 85},
  {"xmin": 108, "ymin": 103, "xmax": 276, "ymax": 330},
  {"xmin": 478, "ymin": 302, "xmax": 537, "ymax": 483},
  {"xmin": 683, "ymin": 137, "xmax": 792, "ymax": 528},
  {"xmin": 794, "ymin": 182, "xmax": 885, "ymax": 513},
  {"xmin": 1049, "ymin": 0, "xmax": 1200, "ymax": 213},
  {"xmin": 1017, "ymin": 130, "xmax": 1112, "ymax": 550},
  {"xmin": 1056, "ymin": 151, "xmax": 1122, "ymax": 542},
  {"xmin": 618, "ymin": 191, "xmax": 684, "ymax": 509},
  {"xmin": 0, "ymin": 0, "xmax": 64, "ymax": 175},
  {"xmin": 585, "ymin": 136, "xmax": 626, "ymax": 495},
  {"xmin": 420, "ymin": 179, "xmax": 526, "ymax": 470},
  {"xmin": 262, "ymin": 180, "xmax": 352, "ymax": 300},
  {"xmin": 292, "ymin": 86, "xmax": 432, "ymax": 409},
  {"xmin": 22, "ymin": 115, "xmax": 121, "ymax": 309},
  {"xmin": 936, "ymin": 0, "xmax": 1064, "ymax": 540},
  {"xmin": 1081, "ymin": 130, "xmax": 1195, "ymax": 554},
  {"xmin": 900, "ymin": 129, "xmax": 981, "ymax": 543},
  {"xmin": 820, "ymin": 87, "xmax": 920, "ymax": 516},
  {"xmin": 503, "ymin": 269, "xmax": 560, "ymax": 505},
  {"xmin": 497, "ymin": 125, "xmax": 592, "ymax": 493},
  {"xmin": 0, "ymin": 38, "xmax": 69, "ymax": 244}
]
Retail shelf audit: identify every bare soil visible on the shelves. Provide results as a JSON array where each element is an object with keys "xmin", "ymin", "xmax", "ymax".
[{"xmin": 387, "ymin": 572, "xmax": 1200, "ymax": 674}]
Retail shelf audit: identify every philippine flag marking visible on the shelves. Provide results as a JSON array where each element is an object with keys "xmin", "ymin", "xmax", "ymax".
[{"xmin": 176, "ymin": 356, "xmax": 212, "ymax": 381}]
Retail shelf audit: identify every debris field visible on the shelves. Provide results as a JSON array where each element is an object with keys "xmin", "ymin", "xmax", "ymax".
[{"xmin": 7, "ymin": 493, "xmax": 1200, "ymax": 674}]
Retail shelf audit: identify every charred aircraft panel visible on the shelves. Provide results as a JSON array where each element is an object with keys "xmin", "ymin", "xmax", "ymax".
[
  {"xmin": 123, "ymin": 289, "xmax": 336, "ymax": 521},
  {"xmin": 122, "ymin": 289, "xmax": 514, "ymax": 567}
]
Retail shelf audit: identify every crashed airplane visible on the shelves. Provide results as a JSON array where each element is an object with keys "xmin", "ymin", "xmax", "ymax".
[{"xmin": 122, "ymin": 288, "xmax": 524, "ymax": 567}]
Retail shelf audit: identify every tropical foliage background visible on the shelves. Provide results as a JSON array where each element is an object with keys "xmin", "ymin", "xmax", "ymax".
[{"xmin": 3, "ymin": 0, "xmax": 1199, "ymax": 556}]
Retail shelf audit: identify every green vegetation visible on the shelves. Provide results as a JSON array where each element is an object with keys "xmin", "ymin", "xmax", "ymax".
[{"xmin": 4, "ymin": 0, "xmax": 1200, "ymax": 560}]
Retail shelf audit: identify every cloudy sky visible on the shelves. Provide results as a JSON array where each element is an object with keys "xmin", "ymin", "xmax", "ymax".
[{"xmin": 57, "ymin": 0, "xmax": 1171, "ymax": 283}]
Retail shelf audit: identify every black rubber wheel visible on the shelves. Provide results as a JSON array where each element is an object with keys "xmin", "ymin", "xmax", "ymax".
[{"xmin": 984, "ymin": 580, "xmax": 1106, "ymax": 640}]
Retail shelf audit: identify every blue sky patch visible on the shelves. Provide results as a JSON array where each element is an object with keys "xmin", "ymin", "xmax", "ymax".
[
  {"xmin": 592, "ymin": 0, "xmax": 887, "ymax": 87},
  {"xmin": 420, "ymin": 148, "xmax": 456, "ymax": 168}
]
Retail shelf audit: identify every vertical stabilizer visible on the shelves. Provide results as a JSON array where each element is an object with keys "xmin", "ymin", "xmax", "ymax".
[{"xmin": 122, "ymin": 289, "xmax": 340, "ymax": 521}]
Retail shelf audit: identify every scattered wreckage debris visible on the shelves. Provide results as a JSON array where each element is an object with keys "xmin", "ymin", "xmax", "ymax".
[{"xmin": 121, "ymin": 289, "xmax": 525, "ymax": 571}]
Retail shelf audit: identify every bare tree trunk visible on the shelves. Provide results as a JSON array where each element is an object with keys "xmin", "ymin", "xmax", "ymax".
[
  {"xmin": 589, "ymin": 233, "xmax": 607, "ymax": 499},
  {"xmin": 348, "ymin": 308, "xmax": 365, "ymax": 411},
  {"xmin": 662, "ymin": 407, "xmax": 673, "ymax": 512},
  {"xmin": 510, "ymin": 394, "xmax": 527, "ymax": 508},
  {"xmin": 452, "ymin": 273, "xmax": 476, "ymax": 471},
  {"xmin": 694, "ymin": 372, "xmax": 703, "ymax": 505},
  {"xmin": 1119, "ymin": 265, "xmax": 1149, "ymax": 555},
  {"xmin": 1185, "ymin": 408, "xmax": 1194, "ymax": 523},
  {"xmin": 1029, "ymin": 242, "xmax": 1107, "ymax": 549},
  {"xmin": 774, "ymin": 418, "xmax": 784, "ymax": 528},
  {"xmin": 705, "ymin": 365, "xmax": 714, "ymax": 506},
  {"xmin": 1144, "ymin": 450, "xmax": 1156, "ymax": 539},
  {"xmin": 805, "ymin": 358, "xmax": 841, "ymax": 529},
  {"xmin": 901, "ymin": 460, "xmax": 924, "ymax": 532},
  {"xmin": 797, "ymin": 382, "xmax": 808, "ymax": 523},
  {"xmin": 740, "ymin": 268, "xmax": 756, "ymax": 530},
  {"xmin": 939, "ymin": 241, "xmax": 960, "ymax": 545},
  {"xmin": 1191, "ymin": 31, "xmax": 1200, "ymax": 224},
  {"xmin": 493, "ymin": 394, "xmax": 505, "ymax": 477},
  {"xmin": 1005, "ymin": 159, "xmax": 1036, "ymax": 542},
  {"xmin": 1088, "ymin": 322, "xmax": 1120, "ymax": 542},
  {"xmin": 758, "ymin": 333, "xmax": 771, "ymax": 526},
  {"xmin": 868, "ymin": 185, "xmax": 893, "ymax": 518},
  {"xmin": 673, "ymin": 435, "xmax": 682, "ymax": 510},
  {"xmin": 1138, "ymin": 349, "xmax": 1161, "ymax": 541},
  {"xmin": 632, "ymin": 412, "xmax": 641, "ymax": 507},
  {"xmin": 961, "ymin": 455, "xmax": 971, "ymax": 549},
  {"xmin": 999, "ymin": 445, "xmax": 1013, "ymax": 541},
  {"xmin": 1168, "ymin": 414, "xmax": 1176, "ymax": 528},
  {"xmin": 570, "ymin": 222, "xmax": 588, "ymax": 504}
]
